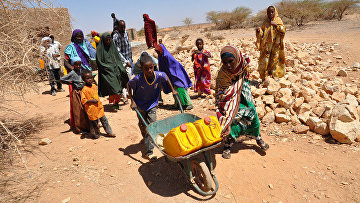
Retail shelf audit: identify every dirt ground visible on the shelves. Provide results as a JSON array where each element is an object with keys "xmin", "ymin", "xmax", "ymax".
[{"xmin": 1, "ymin": 14, "xmax": 360, "ymax": 203}]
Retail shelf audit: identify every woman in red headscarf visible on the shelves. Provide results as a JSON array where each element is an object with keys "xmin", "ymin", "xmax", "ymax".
[{"xmin": 143, "ymin": 14, "xmax": 157, "ymax": 49}]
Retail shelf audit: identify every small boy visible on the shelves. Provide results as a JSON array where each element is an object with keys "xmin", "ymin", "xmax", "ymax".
[
  {"xmin": 127, "ymin": 54, "xmax": 177, "ymax": 160},
  {"xmin": 81, "ymin": 70, "xmax": 115, "ymax": 139}
]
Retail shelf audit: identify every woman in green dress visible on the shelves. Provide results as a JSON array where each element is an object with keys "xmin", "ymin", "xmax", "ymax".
[
  {"xmin": 215, "ymin": 46, "xmax": 269, "ymax": 159},
  {"xmin": 96, "ymin": 33, "xmax": 129, "ymax": 110}
]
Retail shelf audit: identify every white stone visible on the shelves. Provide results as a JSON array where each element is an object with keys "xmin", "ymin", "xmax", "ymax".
[
  {"xmin": 262, "ymin": 95, "xmax": 275, "ymax": 105},
  {"xmin": 39, "ymin": 138, "xmax": 52, "ymax": 145},
  {"xmin": 307, "ymin": 117, "xmax": 323, "ymax": 131},
  {"xmin": 329, "ymin": 102, "xmax": 360, "ymax": 144},
  {"xmin": 314, "ymin": 122, "xmax": 330, "ymax": 135},
  {"xmin": 262, "ymin": 111, "xmax": 275, "ymax": 123},
  {"xmin": 275, "ymin": 113, "xmax": 291, "ymax": 123}
]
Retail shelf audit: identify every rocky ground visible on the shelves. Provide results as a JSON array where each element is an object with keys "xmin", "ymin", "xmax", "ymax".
[{"xmin": 1, "ymin": 14, "xmax": 360, "ymax": 203}]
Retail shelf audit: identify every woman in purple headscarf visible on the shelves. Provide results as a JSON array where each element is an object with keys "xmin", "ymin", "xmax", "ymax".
[
  {"xmin": 64, "ymin": 29, "xmax": 96, "ymax": 72},
  {"xmin": 155, "ymin": 44, "xmax": 193, "ymax": 110}
]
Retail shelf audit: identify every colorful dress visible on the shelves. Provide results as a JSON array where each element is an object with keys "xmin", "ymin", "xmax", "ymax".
[
  {"xmin": 256, "ymin": 6, "xmax": 286, "ymax": 80},
  {"xmin": 64, "ymin": 29, "xmax": 96, "ymax": 71},
  {"xmin": 192, "ymin": 50, "xmax": 212, "ymax": 95},
  {"xmin": 215, "ymin": 46, "xmax": 260, "ymax": 140}
]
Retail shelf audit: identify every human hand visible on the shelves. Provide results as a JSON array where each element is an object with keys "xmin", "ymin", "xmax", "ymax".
[
  {"xmin": 270, "ymin": 21, "xmax": 277, "ymax": 27},
  {"xmin": 172, "ymin": 90, "xmax": 178, "ymax": 96},
  {"xmin": 130, "ymin": 101, "xmax": 137, "ymax": 109},
  {"xmin": 126, "ymin": 62, "xmax": 132, "ymax": 67},
  {"xmin": 256, "ymin": 27, "xmax": 261, "ymax": 33}
]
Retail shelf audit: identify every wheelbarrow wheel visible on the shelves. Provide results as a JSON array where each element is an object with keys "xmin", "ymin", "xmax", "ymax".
[{"xmin": 190, "ymin": 159, "xmax": 213, "ymax": 192}]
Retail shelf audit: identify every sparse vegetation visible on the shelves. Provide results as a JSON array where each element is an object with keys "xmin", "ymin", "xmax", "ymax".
[
  {"xmin": 206, "ymin": 7, "xmax": 251, "ymax": 29},
  {"xmin": 183, "ymin": 17, "xmax": 193, "ymax": 26},
  {"xmin": 325, "ymin": 0, "xmax": 359, "ymax": 20}
]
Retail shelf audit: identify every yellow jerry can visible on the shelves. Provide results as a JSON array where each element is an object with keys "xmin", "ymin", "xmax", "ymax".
[
  {"xmin": 193, "ymin": 116, "xmax": 222, "ymax": 147},
  {"xmin": 163, "ymin": 123, "xmax": 203, "ymax": 157}
]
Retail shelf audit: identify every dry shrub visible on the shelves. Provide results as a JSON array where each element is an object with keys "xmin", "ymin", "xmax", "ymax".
[
  {"xmin": 276, "ymin": 0, "xmax": 324, "ymax": 26},
  {"xmin": 206, "ymin": 7, "xmax": 252, "ymax": 30},
  {"xmin": 322, "ymin": 0, "xmax": 359, "ymax": 20},
  {"xmin": 205, "ymin": 33, "xmax": 225, "ymax": 41},
  {"xmin": 0, "ymin": 0, "xmax": 70, "ymax": 170}
]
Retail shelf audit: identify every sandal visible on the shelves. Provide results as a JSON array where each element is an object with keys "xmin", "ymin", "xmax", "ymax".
[
  {"xmin": 222, "ymin": 149, "xmax": 231, "ymax": 159},
  {"xmin": 256, "ymin": 139, "xmax": 269, "ymax": 151}
]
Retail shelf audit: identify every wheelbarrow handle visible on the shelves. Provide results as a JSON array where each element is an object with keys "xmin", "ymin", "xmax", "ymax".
[
  {"xmin": 174, "ymin": 93, "xmax": 184, "ymax": 114},
  {"xmin": 134, "ymin": 93, "xmax": 183, "ymax": 127},
  {"xmin": 133, "ymin": 107, "xmax": 149, "ymax": 127}
]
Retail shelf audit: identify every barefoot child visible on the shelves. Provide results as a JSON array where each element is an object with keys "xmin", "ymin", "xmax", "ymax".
[
  {"xmin": 191, "ymin": 38, "xmax": 212, "ymax": 96},
  {"xmin": 81, "ymin": 70, "xmax": 115, "ymax": 139},
  {"xmin": 60, "ymin": 57, "xmax": 88, "ymax": 133},
  {"xmin": 127, "ymin": 54, "xmax": 177, "ymax": 160}
]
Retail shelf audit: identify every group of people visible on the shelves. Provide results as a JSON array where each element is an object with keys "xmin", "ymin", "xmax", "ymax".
[
  {"xmin": 40, "ymin": 35, "xmax": 64, "ymax": 96},
  {"xmin": 40, "ymin": 6, "xmax": 285, "ymax": 160}
]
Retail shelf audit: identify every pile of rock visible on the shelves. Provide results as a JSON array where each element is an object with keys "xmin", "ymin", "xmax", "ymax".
[
  {"xmin": 252, "ymin": 73, "xmax": 359, "ymax": 144},
  {"xmin": 158, "ymin": 35, "xmax": 360, "ymax": 144}
]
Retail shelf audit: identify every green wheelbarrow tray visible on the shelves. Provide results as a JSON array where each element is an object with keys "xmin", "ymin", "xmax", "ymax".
[{"xmin": 133, "ymin": 95, "xmax": 220, "ymax": 196}]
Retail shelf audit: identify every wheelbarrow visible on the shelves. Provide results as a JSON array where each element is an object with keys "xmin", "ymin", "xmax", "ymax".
[{"xmin": 134, "ymin": 95, "xmax": 221, "ymax": 196}]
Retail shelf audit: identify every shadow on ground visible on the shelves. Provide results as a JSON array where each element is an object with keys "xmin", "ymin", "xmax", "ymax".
[{"xmin": 118, "ymin": 141, "xmax": 218, "ymax": 200}]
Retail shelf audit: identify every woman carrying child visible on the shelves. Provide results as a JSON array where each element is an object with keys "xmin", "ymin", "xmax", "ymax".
[
  {"xmin": 96, "ymin": 33, "xmax": 129, "ymax": 110},
  {"xmin": 215, "ymin": 46, "xmax": 269, "ymax": 159}
]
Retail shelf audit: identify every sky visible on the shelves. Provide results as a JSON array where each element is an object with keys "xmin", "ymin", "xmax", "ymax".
[{"xmin": 55, "ymin": 0, "xmax": 279, "ymax": 34}]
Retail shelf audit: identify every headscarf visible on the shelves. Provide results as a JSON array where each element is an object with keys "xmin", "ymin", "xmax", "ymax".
[
  {"xmin": 154, "ymin": 44, "xmax": 163, "ymax": 55},
  {"xmin": 143, "ymin": 14, "xmax": 149, "ymax": 20},
  {"xmin": 91, "ymin": 30, "xmax": 99, "ymax": 37},
  {"xmin": 41, "ymin": 37, "xmax": 51, "ymax": 47},
  {"xmin": 157, "ymin": 44, "xmax": 193, "ymax": 93},
  {"xmin": 216, "ymin": 46, "xmax": 249, "ymax": 93},
  {"xmin": 70, "ymin": 29, "xmax": 91, "ymax": 68},
  {"xmin": 71, "ymin": 56, "xmax": 81, "ymax": 65},
  {"xmin": 96, "ymin": 32, "xmax": 128, "ymax": 97},
  {"xmin": 132, "ymin": 51, "xmax": 158, "ymax": 75},
  {"xmin": 257, "ymin": 6, "xmax": 285, "ymax": 50},
  {"xmin": 143, "ymin": 14, "xmax": 157, "ymax": 48}
]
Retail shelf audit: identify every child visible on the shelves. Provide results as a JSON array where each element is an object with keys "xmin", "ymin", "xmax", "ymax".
[
  {"xmin": 127, "ymin": 54, "xmax": 177, "ymax": 160},
  {"xmin": 47, "ymin": 39, "xmax": 64, "ymax": 96},
  {"xmin": 60, "ymin": 57, "xmax": 88, "ymax": 134},
  {"xmin": 191, "ymin": 38, "xmax": 212, "ymax": 97},
  {"xmin": 81, "ymin": 70, "xmax": 115, "ymax": 139}
]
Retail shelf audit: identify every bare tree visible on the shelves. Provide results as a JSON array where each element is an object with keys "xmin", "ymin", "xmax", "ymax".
[
  {"xmin": 327, "ymin": 0, "xmax": 359, "ymax": 20},
  {"xmin": 183, "ymin": 17, "xmax": 193, "ymax": 27}
]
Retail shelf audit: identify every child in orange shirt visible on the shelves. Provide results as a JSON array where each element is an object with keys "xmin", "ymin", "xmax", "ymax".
[{"xmin": 81, "ymin": 70, "xmax": 115, "ymax": 139}]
